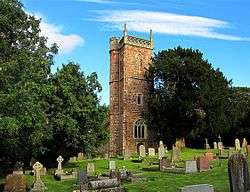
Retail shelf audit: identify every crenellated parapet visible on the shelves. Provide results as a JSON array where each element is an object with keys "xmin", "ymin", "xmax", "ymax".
[{"xmin": 109, "ymin": 24, "xmax": 153, "ymax": 51}]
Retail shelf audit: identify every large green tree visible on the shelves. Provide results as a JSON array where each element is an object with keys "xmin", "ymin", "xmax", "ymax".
[
  {"xmin": 0, "ymin": 0, "xmax": 57, "ymax": 162},
  {"xmin": 45, "ymin": 63, "xmax": 109, "ymax": 159},
  {"xmin": 0, "ymin": 0, "xmax": 109, "ymax": 165},
  {"xmin": 147, "ymin": 47, "xmax": 235, "ymax": 146}
]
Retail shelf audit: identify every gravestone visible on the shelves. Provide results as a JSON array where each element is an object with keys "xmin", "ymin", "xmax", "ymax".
[
  {"xmin": 218, "ymin": 142, "xmax": 224, "ymax": 155},
  {"xmin": 235, "ymin": 138, "xmax": 241, "ymax": 152},
  {"xmin": 178, "ymin": 184, "xmax": 214, "ymax": 192},
  {"xmin": 55, "ymin": 155, "xmax": 64, "ymax": 176},
  {"xmin": 197, "ymin": 157, "xmax": 209, "ymax": 172},
  {"xmin": 159, "ymin": 157, "xmax": 171, "ymax": 171},
  {"xmin": 205, "ymin": 150, "xmax": 216, "ymax": 161},
  {"xmin": 171, "ymin": 145, "xmax": 181, "ymax": 162},
  {"xmin": 109, "ymin": 160, "xmax": 116, "ymax": 171},
  {"xmin": 205, "ymin": 138, "xmax": 210, "ymax": 150},
  {"xmin": 242, "ymin": 138, "xmax": 248, "ymax": 155},
  {"xmin": 158, "ymin": 141, "xmax": 165, "ymax": 160},
  {"xmin": 185, "ymin": 160, "xmax": 198, "ymax": 173},
  {"xmin": 148, "ymin": 148, "xmax": 155, "ymax": 156},
  {"xmin": 77, "ymin": 152, "xmax": 84, "ymax": 161},
  {"xmin": 248, "ymin": 145, "xmax": 250, "ymax": 155},
  {"xmin": 31, "ymin": 162, "xmax": 47, "ymax": 192},
  {"xmin": 213, "ymin": 142, "xmax": 218, "ymax": 149},
  {"xmin": 87, "ymin": 163, "xmax": 95, "ymax": 175},
  {"xmin": 4, "ymin": 174, "xmax": 27, "ymax": 192},
  {"xmin": 228, "ymin": 153, "xmax": 249, "ymax": 192},
  {"xmin": 139, "ymin": 145, "xmax": 146, "ymax": 158}
]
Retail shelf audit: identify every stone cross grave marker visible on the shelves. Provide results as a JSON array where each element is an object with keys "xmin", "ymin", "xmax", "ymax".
[
  {"xmin": 109, "ymin": 161, "xmax": 116, "ymax": 171},
  {"xmin": 185, "ymin": 160, "xmax": 198, "ymax": 173},
  {"xmin": 148, "ymin": 148, "xmax": 155, "ymax": 156},
  {"xmin": 139, "ymin": 145, "xmax": 146, "ymax": 158},
  {"xmin": 228, "ymin": 153, "xmax": 249, "ymax": 192},
  {"xmin": 31, "ymin": 162, "xmax": 47, "ymax": 192},
  {"xmin": 87, "ymin": 163, "xmax": 95, "ymax": 175},
  {"xmin": 235, "ymin": 138, "xmax": 241, "ymax": 152},
  {"xmin": 158, "ymin": 141, "xmax": 165, "ymax": 160},
  {"xmin": 56, "ymin": 155, "xmax": 64, "ymax": 175}
]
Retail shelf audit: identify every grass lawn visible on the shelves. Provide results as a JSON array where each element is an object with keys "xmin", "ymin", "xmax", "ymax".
[{"xmin": 0, "ymin": 148, "xmax": 243, "ymax": 192}]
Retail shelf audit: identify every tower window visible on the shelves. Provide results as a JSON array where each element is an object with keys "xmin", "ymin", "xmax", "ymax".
[
  {"xmin": 137, "ymin": 94, "xmax": 143, "ymax": 105},
  {"xmin": 134, "ymin": 120, "xmax": 147, "ymax": 139}
]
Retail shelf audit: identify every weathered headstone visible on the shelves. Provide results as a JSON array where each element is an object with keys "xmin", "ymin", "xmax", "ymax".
[
  {"xmin": 242, "ymin": 138, "xmax": 248, "ymax": 155},
  {"xmin": 159, "ymin": 157, "xmax": 171, "ymax": 171},
  {"xmin": 148, "ymin": 148, "xmax": 155, "ymax": 156},
  {"xmin": 185, "ymin": 160, "xmax": 198, "ymax": 173},
  {"xmin": 158, "ymin": 141, "xmax": 165, "ymax": 160},
  {"xmin": 77, "ymin": 152, "xmax": 84, "ymax": 161},
  {"xmin": 197, "ymin": 157, "xmax": 209, "ymax": 172},
  {"xmin": 218, "ymin": 141, "xmax": 224, "ymax": 156},
  {"xmin": 171, "ymin": 145, "xmax": 181, "ymax": 162},
  {"xmin": 109, "ymin": 160, "xmax": 116, "ymax": 171},
  {"xmin": 205, "ymin": 138, "xmax": 210, "ymax": 150},
  {"xmin": 228, "ymin": 153, "xmax": 249, "ymax": 192},
  {"xmin": 31, "ymin": 162, "xmax": 47, "ymax": 192},
  {"xmin": 205, "ymin": 150, "xmax": 216, "ymax": 161},
  {"xmin": 86, "ymin": 163, "xmax": 95, "ymax": 175},
  {"xmin": 4, "ymin": 174, "xmax": 27, "ymax": 192},
  {"xmin": 235, "ymin": 138, "xmax": 241, "ymax": 152},
  {"xmin": 213, "ymin": 142, "xmax": 218, "ymax": 149},
  {"xmin": 178, "ymin": 184, "xmax": 214, "ymax": 192},
  {"xmin": 139, "ymin": 145, "xmax": 146, "ymax": 158},
  {"xmin": 55, "ymin": 155, "xmax": 64, "ymax": 176}
]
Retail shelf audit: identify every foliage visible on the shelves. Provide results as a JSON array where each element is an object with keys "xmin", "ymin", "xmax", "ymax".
[
  {"xmin": 0, "ymin": 0, "xmax": 109, "ymax": 164},
  {"xmin": 45, "ymin": 63, "xmax": 109, "ymax": 159},
  {"xmin": 147, "ymin": 47, "xmax": 236, "ymax": 146},
  {"xmin": 0, "ymin": 0, "xmax": 57, "ymax": 162}
]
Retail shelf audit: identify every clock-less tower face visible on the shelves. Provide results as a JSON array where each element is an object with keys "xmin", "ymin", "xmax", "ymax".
[{"xmin": 109, "ymin": 27, "xmax": 155, "ymax": 157}]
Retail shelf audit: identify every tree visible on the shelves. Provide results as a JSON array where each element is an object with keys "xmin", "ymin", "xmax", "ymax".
[
  {"xmin": 45, "ymin": 63, "xmax": 109, "ymax": 159},
  {"xmin": 0, "ymin": 0, "xmax": 57, "ymax": 162},
  {"xmin": 147, "ymin": 47, "xmax": 234, "ymax": 146}
]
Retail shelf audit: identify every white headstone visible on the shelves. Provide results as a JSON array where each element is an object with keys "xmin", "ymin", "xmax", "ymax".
[
  {"xmin": 87, "ymin": 163, "xmax": 95, "ymax": 175},
  {"xmin": 185, "ymin": 160, "xmax": 198, "ymax": 173},
  {"xmin": 139, "ymin": 145, "xmax": 146, "ymax": 158},
  {"xmin": 213, "ymin": 142, "xmax": 218, "ymax": 149},
  {"xmin": 148, "ymin": 148, "xmax": 155, "ymax": 156},
  {"xmin": 235, "ymin": 138, "xmax": 241, "ymax": 152},
  {"xmin": 158, "ymin": 145, "xmax": 165, "ymax": 160},
  {"xmin": 109, "ymin": 161, "xmax": 116, "ymax": 171}
]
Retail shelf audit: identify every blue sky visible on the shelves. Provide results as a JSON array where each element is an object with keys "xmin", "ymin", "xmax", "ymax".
[{"xmin": 22, "ymin": 0, "xmax": 250, "ymax": 104}]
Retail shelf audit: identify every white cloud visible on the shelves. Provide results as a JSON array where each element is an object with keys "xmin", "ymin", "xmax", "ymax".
[
  {"xmin": 30, "ymin": 12, "xmax": 84, "ymax": 54},
  {"xmin": 96, "ymin": 10, "xmax": 250, "ymax": 41}
]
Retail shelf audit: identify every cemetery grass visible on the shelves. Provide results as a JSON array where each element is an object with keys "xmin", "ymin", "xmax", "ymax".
[{"xmin": 0, "ymin": 148, "xmax": 242, "ymax": 192}]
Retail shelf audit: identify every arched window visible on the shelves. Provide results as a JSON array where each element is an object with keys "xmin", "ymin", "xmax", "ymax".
[{"xmin": 134, "ymin": 119, "xmax": 147, "ymax": 139}]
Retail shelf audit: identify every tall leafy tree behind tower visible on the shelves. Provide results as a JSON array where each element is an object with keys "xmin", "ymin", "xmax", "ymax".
[{"xmin": 148, "ymin": 47, "xmax": 235, "ymax": 146}]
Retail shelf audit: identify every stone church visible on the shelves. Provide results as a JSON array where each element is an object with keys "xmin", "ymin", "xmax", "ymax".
[{"xmin": 109, "ymin": 24, "xmax": 157, "ymax": 157}]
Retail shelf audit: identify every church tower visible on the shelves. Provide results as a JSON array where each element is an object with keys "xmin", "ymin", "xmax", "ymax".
[{"xmin": 109, "ymin": 24, "xmax": 154, "ymax": 157}]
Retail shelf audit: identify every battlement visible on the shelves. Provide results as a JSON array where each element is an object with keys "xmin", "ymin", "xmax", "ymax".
[{"xmin": 109, "ymin": 24, "xmax": 153, "ymax": 50}]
